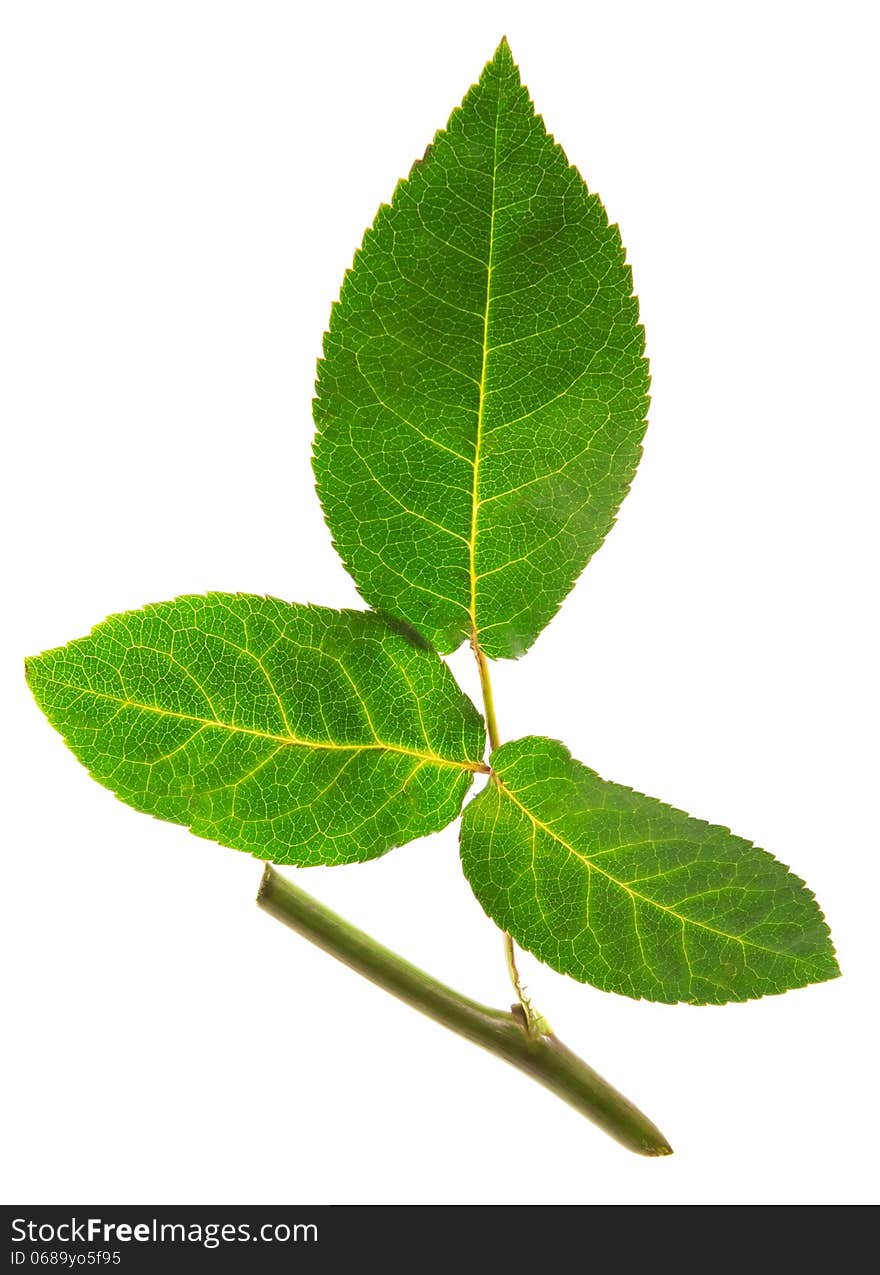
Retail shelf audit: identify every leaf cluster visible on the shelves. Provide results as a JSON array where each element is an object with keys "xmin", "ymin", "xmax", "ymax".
[{"xmin": 27, "ymin": 41, "xmax": 837, "ymax": 1006}]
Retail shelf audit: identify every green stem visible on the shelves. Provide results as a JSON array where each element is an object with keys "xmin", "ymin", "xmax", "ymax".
[
  {"xmin": 470, "ymin": 630, "xmax": 544, "ymax": 1033},
  {"xmin": 504, "ymin": 930, "xmax": 550, "ymax": 1038},
  {"xmin": 257, "ymin": 865, "xmax": 672, "ymax": 1157},
  {"xmin": 471, "ymin": 630, "xmax": 501, "ymax": 752}
]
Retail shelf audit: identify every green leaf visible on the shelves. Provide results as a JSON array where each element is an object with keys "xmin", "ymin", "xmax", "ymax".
[
  {"xmin": 27, "ymin": 595, "xmax": 486, "ymax": 866},
  {"xmin": 314, "ymin": 39, "xmax": 648, "ymax": 659},
  {"xmin": 461, "ymin": 737, "xmax": 839, "ymax": 1004}
]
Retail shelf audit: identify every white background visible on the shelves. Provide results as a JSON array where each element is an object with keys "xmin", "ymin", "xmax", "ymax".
[{"xmin": 2, "ymin": 0, "xmax": 877, "ymax": 1206}]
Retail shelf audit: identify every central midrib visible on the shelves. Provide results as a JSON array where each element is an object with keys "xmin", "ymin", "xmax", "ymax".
[
  {"xmin": 497, "ymin": 781, "xmax": 812, "ymax": 964},
  {"xmin": 467, "ymin": 69, "xmax": 503, "ymax": 642},
  {"xmin": 44, "ymin": 678, "xmax": 488, "ymax": 774}
]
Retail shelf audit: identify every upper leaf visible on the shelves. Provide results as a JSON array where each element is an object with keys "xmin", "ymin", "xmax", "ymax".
[
  {"xmin": 27, "ymin": 595, "xmax": 486, "ymax": 866},
  {"xmin": 461, "ymin": 737, "xmax": 839, "ymax": 1004},
  {"xmin": 314, "ymin": 39, "xmax": 649, "ymax": 659}
]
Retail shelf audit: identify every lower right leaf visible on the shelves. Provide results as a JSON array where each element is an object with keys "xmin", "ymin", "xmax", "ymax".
[{"xmin": 460, "ymin": 737, "xmax": 839, "ymax": 1004}]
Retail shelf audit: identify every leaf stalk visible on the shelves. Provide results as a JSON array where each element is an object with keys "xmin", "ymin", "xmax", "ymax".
[
  {"xmin": 504, "ymin": 930, "xmax": 551, "ymax": 1038},
  {"xmin": 469, "ymin": 631, "xmax": 546, "ymax": 1034},
  {"xmin": 470, "ymin": 629, "xmax": 501, "ymax": 753}
]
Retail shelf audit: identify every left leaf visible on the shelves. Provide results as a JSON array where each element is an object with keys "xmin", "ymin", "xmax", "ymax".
[{"xmin": 26, "ymin": 594, "xmax": 487, "ymax": 866}]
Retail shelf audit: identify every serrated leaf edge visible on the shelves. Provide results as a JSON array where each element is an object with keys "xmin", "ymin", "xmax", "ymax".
[
  {"xmin": 312, "ymin": 39, "xmax": 650, "ymax": 659},
  {"xmin": 463, "ymin": 737, "xmax": 840, "ymax": 1006}
]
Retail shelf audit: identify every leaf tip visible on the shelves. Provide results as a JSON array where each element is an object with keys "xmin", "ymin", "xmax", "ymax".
[{"xmin": 493, "ymin": 35, "xmax": 515, "ymax": 66}]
